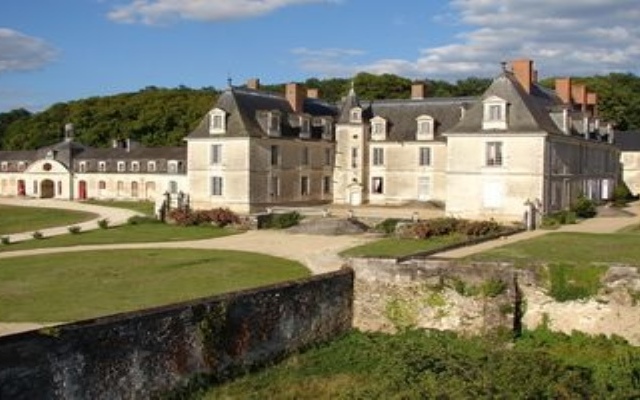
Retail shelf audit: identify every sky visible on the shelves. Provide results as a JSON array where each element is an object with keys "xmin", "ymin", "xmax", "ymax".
[{"xmin": 1, "ymin": 0, "xmax": 639, "ymax": 113}]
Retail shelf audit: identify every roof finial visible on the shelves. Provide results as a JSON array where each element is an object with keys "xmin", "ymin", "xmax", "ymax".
[
  {"xmin": 226, "ymin": 73, "xmax": 233, "ymax": 89},
  {"xmin": 500, "ymin": 61, "xmax": 508, "ymax": 72}
]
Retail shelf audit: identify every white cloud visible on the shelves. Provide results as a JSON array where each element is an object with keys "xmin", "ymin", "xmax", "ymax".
[
  {"xmin": 0, "ymin": 28, "xmax": 58, "ymax": 73},
  {"xmin": 294, "ymin": 0, "xmax": 640, "ymax": 80},
  {"xmin": 108, "ymin": 0, "xmax": 338, "ymax": 25}
]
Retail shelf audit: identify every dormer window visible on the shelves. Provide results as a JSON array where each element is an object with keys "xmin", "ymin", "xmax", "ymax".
[
  {"xmin": 300, "ymin": 116, "xmax": 311, "ymax": 139},
  {"xmin": 416, "ymin": 115, "xmax": 434, "ymax": 140},
  {"xmin": 209, "ymin": 108, "xmax": 226, "ymax": 135},
  {"xmin": 370, "ymin": 116, "xmax": 387, "ymax": 141},
  {"xmin": 117, "ymin": 161, "xmax": 126, "ymax": 172},
  {"xmin": 78, "ymin": 162, "xmax": 87, "ymax": 173},
  {"xmin": 321, "ymin": 118, "xmax": 333, "ymax": 141},
  {"xmin": 350, "ymin": 107, "xmax": 362, "ymax": 123},
  {"xmin": 482, "ymin": 95, "xmax": 508, "ymax": 130},
  {"xmin": 268, "ymin": 111, "xmax": 281, "ymax": 137}
]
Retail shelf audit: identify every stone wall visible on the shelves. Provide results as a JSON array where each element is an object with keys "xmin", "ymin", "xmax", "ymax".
[
  {"xmin": 0, "ymin": 269, "xmax": 354, "ymax": 399},
  {"xmin": 350, "ymin": 258, "xmax": 640, "ymax": 344}
]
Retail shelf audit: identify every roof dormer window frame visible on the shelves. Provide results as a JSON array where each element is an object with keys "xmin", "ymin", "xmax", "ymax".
[
  {"xmin": 268, "ymin": 110, "xmax": 281, "ymax": 137},
  {"xmin": 209, "ymin": 108, "xmax": 227, "ymax": 135},
  {"xmin": 370, "ymin": 116, "xmax": 387, "ymax": 141},
  {"xmin": 350, "ymin": 107, "xmax": 362, "ymax": 123},
  {"xmin": 482, "ymin": 95, "xmax": 508, "ymax": 130},
  {"xmin": 299, "ymin": 115, "xmax": 311, "ymax": 139},
  {"xmin": 321, "ymin": 117, "xmax": 333, "ymax": 141},
  {"xmin": 416, "ymin": 115, "xmax": 435, "ymax": 141}
]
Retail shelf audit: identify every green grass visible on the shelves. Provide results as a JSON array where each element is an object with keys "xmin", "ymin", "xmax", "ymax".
[
  {"xmin": 340, "ymin": 234, "xmax": 467, "ymax": 258},
  {"xmin": 466, "ymin": 232, "xmax": 640, "ymax": 266},
  {"xmin": 0, "ymin": 249, "xmax": 309, "ymax": 322},
  {"xmin": 84, "ymin": 199, "xmax": 154, "ymax": 215},
  {"xmin": 0, "ymin": 205, "xmax": 97, "ymax": 236},
  {"xmin": 0, "ymin": 223, "xmax": 238, "ymax": 252}
]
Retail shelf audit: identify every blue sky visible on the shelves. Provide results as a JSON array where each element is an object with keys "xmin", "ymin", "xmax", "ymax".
[{"xmin": 1, "ymin": 0, "xmax": 639, "ymax": 113}]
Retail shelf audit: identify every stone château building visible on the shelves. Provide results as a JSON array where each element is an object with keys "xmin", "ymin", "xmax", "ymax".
[{"xmin": 0, "ymin": 59, "xmax": 621, "ymax": 222}]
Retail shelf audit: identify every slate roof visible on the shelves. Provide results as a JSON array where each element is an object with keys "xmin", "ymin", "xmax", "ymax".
[
  {"xmin": 188, "ymin": 87, "xmax": 338, "ymax": 140},
  {"xmin": 447, "ymin": 71, "xmax": 564, "ymax": 135},
  {"xmin": 0, "ymin": 150, "xmax": 38, "ymax": 161},
  {"xmin": 76, "ymin": 146, "xmax": 187, "ymax": 160},
  {"xmin": 614, "ymin": 131, "xmax": 640, "ymax": 151}
]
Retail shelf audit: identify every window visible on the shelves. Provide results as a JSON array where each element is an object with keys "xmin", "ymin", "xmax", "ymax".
[
  {"xmin": 268, "ymin": 111, "xmax": 281, "ymax": 136},
  {"xmin": 419, "ymin": 147, "xmax": 431, "ymax": 166},
  {"xmin": 301, "ymin": 147, "xmax": 310, "ymax": 165},
  {"xmin": 372, "ymin": 147, "xmax": 384, "ymax": 166},
  {"xmin": 416, "ymin": 115, "xmax": 434, "ymax": 140},
  {"xmin": 370, "ymin": 116, "xmax": 386, "ymax": 140},
  {"xmin": 211, "ymin": 144, "xmax": 222, "ymax": 165},
  {"xmin": 17, "ymin": 162, "xmax": 26, "ymax": 172},
  {"xmin": 351, "ymin": 147, "xmax": 358, "ymax": 168},
  {"xmin": 131, "ymin": 181, "xmax": 139, "ymax": 198},
  {"xmin": 211, "ymin": 176, "xmax": 223, "ymax": 196},
  {"xmin": 117, "ymin": 181, "xmax": 124, "ymax": 196},
  {"xmin": 482, "ymin": 96, "xmax": 508, "ymax": 130},
  {"xmin": 147, "ymin": 161, "xmax": 156, "ymax": 172},
  {"xmin": 117, "ymin": 161, "xmax": 126, "ymax": 172},
  {"xmin": 321, "ymin": 118, "xmax": 333, "ymax": 140},
  {"xmin": 1, "ymin": 162, "xmax": 8, "ymax": 172},
  {"xmin": 300, "ymin": 176, "xmax": 310, "ymax": 196},
  {"xmin": 209, "ymin": 108, "xmax": 226, "ymax": 134},
  {"xmin": 169, "ymin": 181, "xmax": 178, "ymax": 194},
  {"xmin": 323, "ymin": 176, "xmax": 332, "ymax": 194},
  {"xmin": 78, "ymin": 162, "xmax": 87, "ymax": 173},
  {"xmin": 271, "ymin": 176, "xmax": 280, "ymax": 197},
  {"xmin": 98, "ymin": 161, "xmax": 107, "ymax": 172},
  {"xmin": 98, "ymin": 181, "xmax": 106, "ymax": 190},
  {"xmin": 168, "ymin": 161, "xmax": 178, "ymax": 174},
  {"xmin": 372, "ymin": 177, "xmax": 384, "ymax": 194},
  {"xmin": 270, "ymin": 145, "xmax": 280, "ymax": 166},
  {"xmin": 131, "ymin": 161, "xmax": 140, "ymax": 172},
  {"xmin": 300, "ymin": 117, "xmax": 311, "ymax": 138},
  {"xmin": 350, "ymin": 107, "xmax": 362, "ymax": 123},
  {"xmin": 486, "ymin": 142, "xmax": 503, "ymax": 166},
  {"xmin": 324, "ymin": 148, "xmax": 332, "ymax": 166}
]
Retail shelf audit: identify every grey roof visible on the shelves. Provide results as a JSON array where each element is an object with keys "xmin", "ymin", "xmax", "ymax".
[
  {"xmin": 447, "ymin": 72, "xmax": 564, "ymax": 135},
  {"xmin": 337, "ymin": 85, "xmax": 362, "ymax": 124},
  {"xmin": 367, "ymin": 98, "xmax": 473, "ymax": 141},
  {"xmin": 0, "ymin": 150, "xmax": 38, "ymax": 161},
  {"xmin": 188, "ymin": 87, "xmax": 338, "ymax": 140},
  {"xmin": 614, "ymin": 131, "xmax": 640, "ymax": 151},
  {"xmin": 76, "ymin": 146, "xmax": 186, "ymax": 160}
]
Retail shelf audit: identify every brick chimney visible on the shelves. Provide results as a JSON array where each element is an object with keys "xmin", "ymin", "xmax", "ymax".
[
  {"xmin": 571, "ymin": 83, "xmax": 587, "ymax": 111},
  {"xmin": 587, "ymin": 92, "xmax": 598, "ymax": 117},
  {"xmin": 411, "ymin": 81, "xmax": 428, "ymax": 100},
  {"xmin": 246, "ymin": 78, "xmax": 260, "ymax": 90},
  {"xmin": 555, "ymin": 77, "xmax": 572, "ymax": 104},
  {"xmin": 286, "ymin": 82, "xmax": 305, "ymax": 113},
  {"xmin": 306, "ymin": 88, "xmax": 320, "ymax": 99},
  {"xmin": 511, "ymin": 58, "xmax": 533, "ymax": 93}
]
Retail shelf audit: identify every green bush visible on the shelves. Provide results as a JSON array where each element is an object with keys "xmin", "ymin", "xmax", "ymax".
[
  {"xmin": 97, "ymin": 219, "xmax": 110, "ymax": 229},
  {"xmin": 168, "ymin": 208, "xmax": 240, "ymax": 227},
  {"xmin": 612, "ymin": 182, "xmax": 636, "ymax": 207},
  {"xmin": 570, "ymin": 196, "xmax": 597, "ymax": 219},
  {"xmin": 547, "ymin": 263, "xmax": 606, "ymax": 302},
  {"xmin": 260, "ymin": 212, "xmax": 303, "ymax": 229},
  {"xmin": 1, "ymin": 236, "xmax": 10, "ymax": 245},
  {"xmin": 67, "ymin": 226, "xmax": 81, "ymax": 234},
  {"xmin": 32, "ymin": 231, "xmax": 44, "ymax": 240},
  {"xmin": 375, "ymin": 218, "xmax": 404, "ymax": 235},
  {"xmin": 127, "ymin": 215, "xmax": 161, "ymax": 225},
  {"xmin": 410, "ymin": 217, "xmax": 503, "ymax": 239}
]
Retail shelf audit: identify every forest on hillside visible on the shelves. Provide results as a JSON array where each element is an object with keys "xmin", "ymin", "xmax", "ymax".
[{"xmin": 1, "ymin": 72, "xmax": 639, "ymax": 151}]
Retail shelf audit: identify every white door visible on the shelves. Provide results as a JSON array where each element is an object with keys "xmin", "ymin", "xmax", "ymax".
[{"xmin": 418, "ymin": 177, "xmax": 431, "ymax": 201}]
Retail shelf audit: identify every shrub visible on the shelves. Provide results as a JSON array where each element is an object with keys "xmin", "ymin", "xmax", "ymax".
[
  {"xmin": 409, "ymin": 217, "xmax": 503, "ymax": 239},
  {"xmin": 612, "ymin": 182, "xmax": 636, "ymax": 207},
  {"xmin": 480, "ymin": 279, "xmax": 508, "ymax": 297},
  {"xmin": 32, "ymin": 231, "xmax": 44, "ymax": 240},
  {"xmin": 67, "ymin": 226, "xmax": 81, "ymax": 234},
  {"xmin": 570, "ymin": 196, "xmax": 597, "ymax": 219},
  {"xmin": 375, "ymin": 218, "xmax": 404, "ymax": 235},
  {"xmin": 167, "ymin": 208, "xmax": 240, "ymax": 227},
  {"xmin": 547, "ymin": 263, "xmax": 606, "ymax": 302},
  {"xmin": 1, "ymin": 236, "xmax": 10, "ymax": 245},
  {"xmin": 201, "ymin": 208, "xmax": 241, "ymax": 227},
  {"xmin": 97, "ymin": 219, "xmax": 109, "ymax": 229},
  {"xmin": 127, "ymin": 215, "xmax": 161, "ymax": 225},
  {"xmin": 260, "ymin": 211, "xmax": 303, "ymax": 229}
]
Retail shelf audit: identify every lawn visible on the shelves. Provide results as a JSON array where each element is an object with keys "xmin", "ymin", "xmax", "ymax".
[
  {"xmin": 0, "ymin": 249, "xmax": 309, "ymax": 322},
  {"xmin": 466, "ymin": 231, "xmax": 640, "ymax": 265},
  {"xmin": 340, "ymin": 234, "xmax": 467, "ymax": 258},
  {"xmin": 84, "ymin": 199, "xmax": 154, "ymax": 216},
  {"xmin": 0, "ymin": 205, "xmax": 97, "ymax": 236},
  {"xmin": 0, "ymin": 222, "xmax": 238, "ymax": 252}
]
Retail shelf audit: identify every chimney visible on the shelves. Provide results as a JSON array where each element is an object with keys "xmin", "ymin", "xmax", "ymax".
[
  {"xmin": 246, "ymin": 78, "xmax": 260, "ymax": 90},
  {"xmin": 571, "ymin": 83, "xmax": 587, "ymax": 111},
  {"xmin": 511, "ymin": 58, "xmax": 534, "ymax": 93},
  {"xmin": 555, "ymin": 77, "xmax": 572, "ymax": 104},
  {"xmin": 286, "ymin": 82, "xmax": 305, "ymax": 113},
  {"xmin": 411, "ymin": 81, "xmax": 428, "ymax": 100},
  {"xmin": 587, "ymin": 92, "xmax": 598, "ymax": 117},
  {"xmin": 306, "ymin": 88, "xmax": 320, "ymax": 99}
]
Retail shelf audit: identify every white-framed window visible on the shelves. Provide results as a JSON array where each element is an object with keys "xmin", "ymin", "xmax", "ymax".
[
  {"xmin": 486, "ymin": 141, "xmax": 503, "ymax": 166},
  {"xmin": 301, "ymin": 147, "xmax": 310, "ymax": 165},
  {"xmin": 17, "ymin": 161, "xmax": 26, "ymax": 172},
  {"xmin": 482, "ymin": 95, "xmax": 508, "ymax": 130},
  {"xmin": 78, "ymin": 162, "xmax": 87, "ymax": 173},
  {"xmin": 211, "ymin": 176, "xmax": 223, "ymax": 196},
  {"xmin": 168, "ymin": 161, "xmax": 178, "ymax": 174},
  {"xmin": 300, "ymin": 116, "xmax": 311, "ymax": 139},
  {"xmin": 131, "ymin": 181, "xmax": 139, "ymax": 198},
  {"xmin": 419, "ymin": 147, "xmax": 431, "ymax": 166},
  {"xmin": 210, "ymin": 144, "xmax": 222, "ymax": 165},
  {"xmin": 117, "ymin": 181, "xmax": 124, "ymax": 196},
  {"xmin": 98, "ymin": 161, "xmax": 107, "ymax": 172},
  {"xmin": 416, "ymin": 115, "xmax": 434, "ymax": 141},
  {"xmin": 131, "ymin": 161, "xmax": 140, "ymax": 172},
  {"xmin": 321, "ymin": 118, "xmax": 333, "ymax": 140},
  {"xmin": 300, "ymin": 176, "xmax": 310, "ymax": 196},
  {"xmin": 371, "ymin": 177, "xmax": 384, "ymax": 194},
  {"xmin": 323, "ymin": 176, "xmax": 332, "ymax": 194},
  {"xmin": 350, "ymin": 107, "xmax": 362, "ymax": 123},
  {"xmin": 372, "ymin": 147, "xmax": 384, "ymax": 166},
  {"xmin": 147, "ymin": 161, "xmax": 156, "ymax": 172},
  {"xmin": 270, "ymin": 145, "xmax": 280, "ymax": 166},
  {"xmin": 270, "ymin": 175, "xmax": 280, "ymax": 197},
  {"xmin": 370, "ymin": 116, "xmax": 387, "ymax": 141},
  {"xmin": 268, "ymin": 111, "xmax": 281, "ymax": 136},
  {"xmin": 1, "ymin": 162, "xmax": 8, "ymax": 172},
  {"xmin": 209, "ymin": 108, "xmax": 226, "ymax": 134},
  {"xmin": 117, "ymin": 161, "xmax": 126, "ymax": 172},
  {"xmin": 169, "ymin": 181, "xmax": 178, "ymax": 194}
]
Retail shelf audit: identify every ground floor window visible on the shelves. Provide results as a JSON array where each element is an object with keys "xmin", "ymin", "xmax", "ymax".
[
  {"xmin": 300, "ymin": 176, "xmax": 310, "ymax": 196},
  {"xmin": 131, "ymin": 181, "xmax": 139, "ymax": 198},
  {"xmin": 211, "ymin": 176, "xmax": 223, "ymax": 196},
  {"xmin": 323, "ymin": 176, "xmax": 332, "ymax": 195},
  {"xmin": 372, "ymin": 177, "xmax": 384, "ymax": 194}
]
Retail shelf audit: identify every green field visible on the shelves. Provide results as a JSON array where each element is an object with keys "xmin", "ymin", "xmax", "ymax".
[
  {"xmin": 0, "ymin": 249, "xmax": 309, "ymax": 322},
  {"xmin": 84, "ymin": 199, "xmax": 154, "ymax": 215},
  {"xmin": 0, "ymin": 205, "xmax": 97, "ymax": 235},
  {"xmin": 340, "ymin": 234, "xmax": 467, "ymax": 258}
]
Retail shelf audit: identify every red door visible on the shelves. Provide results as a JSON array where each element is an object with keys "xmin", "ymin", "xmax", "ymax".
[
  {"xmin": 78, "ymin": 180, "xmax": 87, "ymax": 200},
  {"xmin": 17, "ymin": 180, "xmax": 25, "ymax": 196}
]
